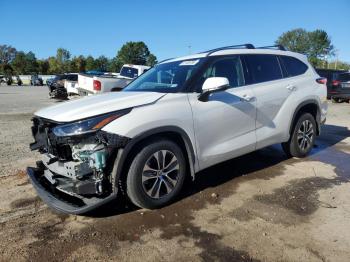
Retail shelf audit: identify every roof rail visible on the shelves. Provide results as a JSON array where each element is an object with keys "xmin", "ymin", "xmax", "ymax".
[
  {"xmin": 204, "ymin": 44, "xmax": 255, "ymax": 56},
  {"xmin": 258, "ymin": 45, "xmax": 286, "ymax": 51},
  {"xmin": 157, "ymin": 57, "xmax": 175, "ymax": 64}
]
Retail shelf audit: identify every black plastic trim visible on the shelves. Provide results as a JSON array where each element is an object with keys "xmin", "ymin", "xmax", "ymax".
[
  {"xmin": 289, "ymin": 99, "xmax": 322, "ymax": 136},
  {"xmin": 27, "ymin": 166, "xmax": 117, "ymax": 215},
  {"xmin": 113, "ymin": 126, "xmax": 197, "ymax": 182}
]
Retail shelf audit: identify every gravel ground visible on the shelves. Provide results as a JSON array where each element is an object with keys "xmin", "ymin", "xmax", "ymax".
[
  {"xmin": 0, "ymin": 86, "xmax": 350, "ymax": 261},
  {"xmin": 0, "ymin": 86, "xmax": 56, "ymax": 176}
]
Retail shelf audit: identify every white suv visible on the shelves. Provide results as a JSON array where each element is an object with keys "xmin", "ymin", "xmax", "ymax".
[{"xmin": 28, "ymin": 44, "xmax": 328, "ymax": 214}]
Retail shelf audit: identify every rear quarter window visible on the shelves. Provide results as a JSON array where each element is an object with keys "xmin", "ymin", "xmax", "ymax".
[
  {"xmin": 280, "ymin": 56, "xmax": 308, "ymax": 77},
  {"xmin": 244, "ymin": 54, "xmax": 283, "ymax": 84}
]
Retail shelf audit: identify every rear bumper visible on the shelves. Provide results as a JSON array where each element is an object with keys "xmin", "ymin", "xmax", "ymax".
[
  {"xmin": 27, "ymin": 165, "xmax": 117, "ymax": 215},
  {"xmin": 77, "ymin": 88, "xmax": 95, "ymax": 96},
  {"xmin": 331, "ymin": 93, "xmax": 350, "ymax": 99}
]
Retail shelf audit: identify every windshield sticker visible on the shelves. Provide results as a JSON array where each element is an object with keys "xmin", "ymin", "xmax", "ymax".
[{"xmin": 179, "ymin": 60, "xmax": 199, "ymax": 66}]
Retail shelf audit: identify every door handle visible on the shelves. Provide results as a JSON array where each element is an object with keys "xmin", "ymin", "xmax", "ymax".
[
  {"xmin": 286, "ymin": 85, "xmax": 297, "ymax": 91},
  {"xmin": 241, "ymin": 94, "xmax": 255, "ymax": 102}
]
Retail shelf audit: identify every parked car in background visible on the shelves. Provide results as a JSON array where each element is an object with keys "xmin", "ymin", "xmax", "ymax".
[
  {"xmin": 0, "ymin": 75, "xmax": 5, "ymax": 85},
  {"xmin": 31, "ymin": 74, "xmax": 44, "ymax": 86},
  {"xmin": 27, "ymin": 44, "xmax": 327, "ymax": 214},
  {"xmin": 77, "ymin": 64, "xmax": 150, "ymax": 96},
  {"xmin": 316, "ymin": 68, "xmax": 350, "ymax": 102}
]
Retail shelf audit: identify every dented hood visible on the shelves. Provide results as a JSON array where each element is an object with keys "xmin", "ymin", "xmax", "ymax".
[{"xmin": 35, "ymin": 91, "xmax": 166, "ymax": 122}]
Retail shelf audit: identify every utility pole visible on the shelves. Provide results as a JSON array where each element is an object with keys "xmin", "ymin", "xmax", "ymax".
[{"xmin": 334, "ymin": 49, "xmax": 339, "ymax": 70}]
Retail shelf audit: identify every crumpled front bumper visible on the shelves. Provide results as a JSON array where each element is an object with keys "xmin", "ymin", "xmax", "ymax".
[{"xmin": 27, "ymin": 164, "xmax": 117, "ymax": 215}]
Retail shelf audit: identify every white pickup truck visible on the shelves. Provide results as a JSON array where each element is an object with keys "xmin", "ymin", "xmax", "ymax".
[{"xmin": 77, "ymin": 64, "xmax": 150, "ymax": 96}]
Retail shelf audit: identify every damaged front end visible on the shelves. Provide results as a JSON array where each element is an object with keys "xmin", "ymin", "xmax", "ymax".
[{"xmin": 27, "ymin": 111, "xmax": 130, "ymax": 214}]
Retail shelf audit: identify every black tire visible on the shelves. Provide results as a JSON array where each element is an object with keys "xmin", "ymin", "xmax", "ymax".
[
  {"xmin": 126, "ymin": 138, "xmax": 186, "ymax": 209},
  {"xmin": 282, "ymin": 113, "xmax": 316, "ymax": 158}
]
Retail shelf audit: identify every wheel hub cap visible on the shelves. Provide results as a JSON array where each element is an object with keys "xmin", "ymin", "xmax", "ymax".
[{"xmin": 142, "ymin": 150, "xmax": 180, "ymax": 199}]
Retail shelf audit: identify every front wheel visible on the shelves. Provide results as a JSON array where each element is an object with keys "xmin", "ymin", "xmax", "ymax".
[
  {"xmin": 126, "ymin": 138, "xmax": 186, "ymax": 209},
  {"xmin": 282, "ymin": 113, "xmax": 316, "ymax": 158}
]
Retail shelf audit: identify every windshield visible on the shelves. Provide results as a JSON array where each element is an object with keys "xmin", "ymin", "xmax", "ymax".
[
  {"xmin": 124, "ymin": 59, "xmax": 204, "ymax": 93},
  {"xmin": 120, "ymin": 67, "xmax": 139, "ymax": 78}
]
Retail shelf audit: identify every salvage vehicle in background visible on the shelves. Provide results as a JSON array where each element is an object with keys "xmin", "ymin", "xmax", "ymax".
[
  {"xmin": 30, "ymin": 74, "xmax": 44, "ymax": 86},
  {"xmin": 27, "ymin": 44, "xmax": 327, "ymax": 214},
  {"xmin": 48, "ymin": 73, "xmax": 78, "ymax": 99},
  {"xmin": 316, "ymin": 68, "xmax": 350, "ymax": 102},
  {"xmin": 77, "ymin": 64, "xmax": 150, "ymax": 96}
]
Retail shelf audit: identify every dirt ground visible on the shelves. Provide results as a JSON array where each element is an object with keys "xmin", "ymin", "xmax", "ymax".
[{"xmin": 0, "ymin": 86, "xmax": 349, "ymax": 262}]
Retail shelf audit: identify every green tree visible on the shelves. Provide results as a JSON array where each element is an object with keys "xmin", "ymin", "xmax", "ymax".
[
  {"xmin": 95, "ymin": 55, "xmax": 109, "ymax": 71},
  {"xmin": 38, "ymin": 59, "xmax": 50, "ymax": 74},
  {"xmin": 11, "ymin": 51, "xmax": 38, "ymax": 74},
  {"xmin": 24, "ymin": 51, "xmax": 38, "ymax": 73},
  {"xmin": 276, "ymin": 28, "xmax": 334, "ymax": 66},
  {"xmin": 0, "ymin": 45, "xmax": 17, "ymax": 65},
  {"xmin": 0, "ymin": 45, "xmax": 17, "ymax": 74},
  {"xmin": 56, "ymin": 48, "xmax": 71, "ymax": 73},
  {"xmin": 11, "ymin": 51, "xmax": 27, "ymax": 74},
  {"xmin": 107, "ymin": 57, "xmax": 123, "ymax": 72},
  {"xmin": 146, "ymin": 54, "xmax": 157, "ymax": 67},
  {"xmin": 70, "ymin": 55, "xmax": 86, "ymax": 72},
  {"xmin": 116, "ymin": 41, "xmax": 157, "ymax": 67},
  {"xmin": 48, "ymin": 56, "xmax": 60, "ymax": 74},
  {"xmin": 85, "ymin": 55, "xmax": 96, "ymax": 71}
]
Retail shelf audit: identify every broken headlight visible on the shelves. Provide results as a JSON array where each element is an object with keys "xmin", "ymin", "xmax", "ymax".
[{"xmin": 52, "ymin": 109, "xmax": 130, "ymax": 137}]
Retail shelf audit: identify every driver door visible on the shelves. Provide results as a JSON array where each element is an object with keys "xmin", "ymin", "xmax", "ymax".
[{"xmin": 188, "ymin": 56, "xmax": 256, "ymax": 170}]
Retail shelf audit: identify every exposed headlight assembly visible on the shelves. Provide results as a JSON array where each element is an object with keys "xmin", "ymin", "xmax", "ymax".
[{"xmin": 52, "ymin": 109, "xmax": 131, "ymax": 137}]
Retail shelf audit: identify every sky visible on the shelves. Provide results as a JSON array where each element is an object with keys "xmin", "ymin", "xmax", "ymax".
[{"xmin": 1, "ymin": 0, "xmax": 349, "ymax": 62}]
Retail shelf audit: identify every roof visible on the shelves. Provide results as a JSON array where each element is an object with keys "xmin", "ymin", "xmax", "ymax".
[{"xmin": 160, "ymin": 46, "xmax": 308, "ymax": 64}]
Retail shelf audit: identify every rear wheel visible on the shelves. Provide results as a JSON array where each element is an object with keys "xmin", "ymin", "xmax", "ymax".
[
  {"xmin": 282, "ymin": 113, "xmax": 316, "ymax": 158},
  {"xmin": 126, "ymin": 138, "xmax": 186, "ymax": 209}
]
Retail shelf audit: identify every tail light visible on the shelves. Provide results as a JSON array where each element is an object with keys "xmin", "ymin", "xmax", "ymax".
[
  {"xmin": 316, "ymin": 77, "xmax": 327, "ymax": 85},
  {"xmin": 93, "ymin": 80, "xmax": 101, "ymax": 91},
  {"xmin": 332, "ymin": 80, "xmax": 340, "ymax": 86}
]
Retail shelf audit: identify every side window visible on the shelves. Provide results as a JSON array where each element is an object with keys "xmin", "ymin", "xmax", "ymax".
[
  {"xmin": 280, "ymin": 56, "xmax": 308, "ymax": 77},
  {"xmin": 196, "ymin": 56, "xmax": 245, "ymax": 91},
  {"xmin": 245, "ymin": 55, "xmax": 283, "ymax": 84}
]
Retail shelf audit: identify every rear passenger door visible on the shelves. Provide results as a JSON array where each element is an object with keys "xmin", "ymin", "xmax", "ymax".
[{"xmin": 243, "ymin": 54, "xmax": 293, "ymax": 149}]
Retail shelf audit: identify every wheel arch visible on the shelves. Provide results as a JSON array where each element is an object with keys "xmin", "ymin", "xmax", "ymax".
[
  {"xmin": 111, "ymin": 126, "xmax": 196, "ymax": 192},
  {"xmin": 289, "ymin": 99, "xmax": 321, "ymax": 136}
]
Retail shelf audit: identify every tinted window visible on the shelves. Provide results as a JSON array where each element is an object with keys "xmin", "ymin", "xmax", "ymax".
[
  {"xmin": 245, "ymin": 55, "xmax": 282, "ymax": 83},
  {"xmin": 195, "ymin": 56, "xmax": 245, "ymax": 91},
  {"xmin": 280, "ymin": 56, "xmax": 308, "ymax": 77},
  {"xmin": 120, "ymin": 67, "xmax": 139, "ymax": 78},
  {"xmin": 338, "ymin": 73, "xmax": 350, "ymax": 82},
  {"xmin": 67, "ymin": 74, "xmax": 78, "ymax": 81}
]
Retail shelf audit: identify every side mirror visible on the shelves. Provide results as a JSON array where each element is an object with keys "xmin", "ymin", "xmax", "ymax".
[{"xmin": 198, "ymin": 77, "xmax": 229, "ymax": 102}]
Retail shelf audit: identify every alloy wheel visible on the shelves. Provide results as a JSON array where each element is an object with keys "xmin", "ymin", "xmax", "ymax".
[
  {"xmin": 297, "ymin": 120, "xmax": 314, "ymax": 151},
  {"xmin": 141, "ymin": 150, "xmax": 180, "ymax": 199}
]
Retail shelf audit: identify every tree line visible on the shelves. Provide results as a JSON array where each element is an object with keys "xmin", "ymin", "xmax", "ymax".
[
  {"xmin": 0, "ymin": 29, "xmax": 349, "ymax": 78},
  {"xmin": 0, "ymin": 41, "xmax": 157, "ymax": 77}
]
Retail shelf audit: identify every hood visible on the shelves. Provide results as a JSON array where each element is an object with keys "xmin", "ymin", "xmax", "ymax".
[{"xmin": 35, "ymin": 91, "xmax": 166, "ymax": 122}]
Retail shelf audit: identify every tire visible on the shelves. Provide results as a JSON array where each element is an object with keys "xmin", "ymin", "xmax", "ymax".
[
  {"xmin": 126, "ymin": 138, "xmax": 186, "ymax": 209},
  {"xmin": 282, "ymin": 113, "xmax": 316, "ymax": 158}
]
